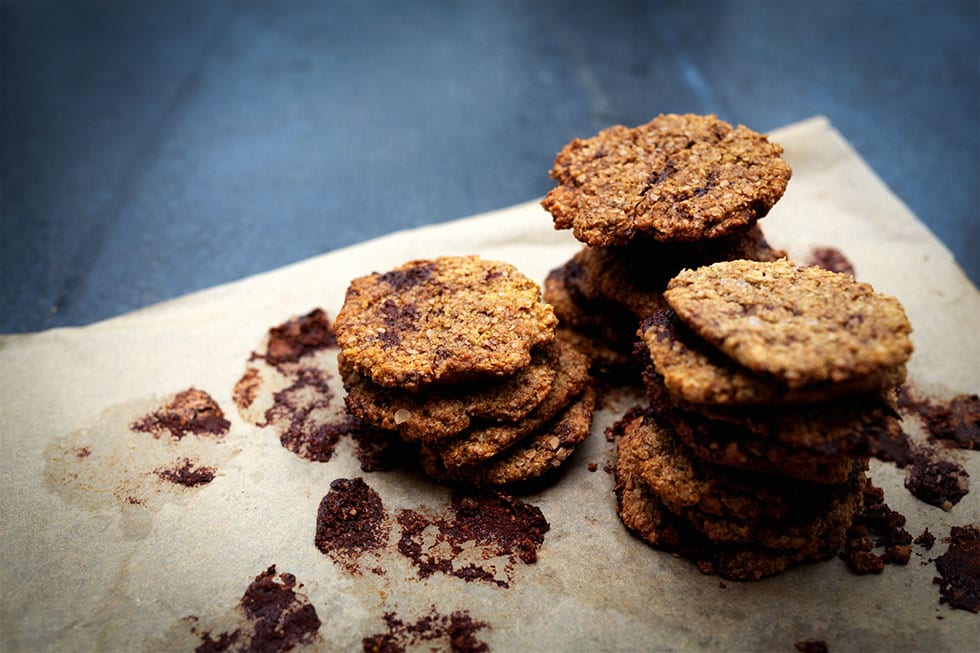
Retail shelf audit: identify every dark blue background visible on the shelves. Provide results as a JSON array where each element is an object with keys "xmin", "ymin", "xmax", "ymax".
[{"xmin": 2, "ymin": 1, "xmax": 977, "ymax": 333}]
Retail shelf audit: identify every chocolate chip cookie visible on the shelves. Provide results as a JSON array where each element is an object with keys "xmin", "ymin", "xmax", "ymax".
[
  {"xmin": 542, "ymin": 114, "xmax": 792, "ymax": 246},
  {"xmin": 663, "ymin": 259, "xmax": 913, "ymax": 388},
  {"xmin": 335, "ymin": 256, "xmax": 557, "ymax": 389}
]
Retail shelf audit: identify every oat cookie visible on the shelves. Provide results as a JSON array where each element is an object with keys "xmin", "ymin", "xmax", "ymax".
[
  {"xmin": 614, "ymin": 410, "xmax": 856, "ymax": 581},
  {"xmin": 341, "ymin": 341, "xmax": 559, "ymax": 443},
  {"xmin": 542, "ymin": 114, "xmax": 791, "ymax": 246},
  {"xmin": 421, "ymin": 387, "xmax": 595, "ymax": 486},
  {"xmin": 335, "ymin": 256, "xmax": 557, "ymax": 389},
  {"xmin": 578, "ymin": 226, "xmax": 783, "ymax": 319},
  {"xmin": 431, "ymin": 340, "xmax": 591, "ymax": 467},
  {"xmin": 664, "ymin": 259, "xmax": 913, "ymax": 388},
  {"xmin": 639, "ymin": 309, "xmax": 907, "ymax": 405}
]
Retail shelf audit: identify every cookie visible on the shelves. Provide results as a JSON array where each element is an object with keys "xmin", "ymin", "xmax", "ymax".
[
  {"xmin": 614, "ymin": 410, "xmax": 856, "ymax": 580},
  {"xmin": 431, "ymin": 340, "xmax": 591, "ymax": 467},
  {"xmin": 643, "ymin": 365, "xmax": 897, "ymax": 482},
  {"xmin": 341, "ymin": 341, "xmax": 560, "ymax": 443},
  {"xmin": 335, "ymin": 256, "xmax": 557, "ymax": 389},
  {"xmin": 664, "ymin": 259, "xmax": 914, "ymax": 388},
  {"xmin": 639, "ymin": 308, "xmax": 907, "ymax": 405},
  {"xmin": 576, "ymin": 225, "xmax": 784, "ymax": 319},
  {"xmin": 542, "ymin": 114, "xmax": 792, "ymax": 246},
  {"xmin": 421, "ymin": 387, "xmax": 595, "ymax": 486}
]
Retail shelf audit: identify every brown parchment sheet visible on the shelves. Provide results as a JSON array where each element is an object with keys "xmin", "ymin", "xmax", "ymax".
[{"xmin": 2, "ymin": 116, "xmax": 978, "ymax": 652}]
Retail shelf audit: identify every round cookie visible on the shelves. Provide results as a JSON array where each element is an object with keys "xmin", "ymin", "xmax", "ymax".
[
  {"xmin": 541, "ymin": 114, "xmax": 792, "ymax": 246},
  {"xmin": 614, "ymin": 413, "xmax": 851, "ymax": 581},
  {"xmin": 421, "ymin": 387, "xmax": 595, "ymax": 486},
  {"xmin": 335, "ymin": 256, "xmax": 557, "ymax": 389},
  {"xmin": 639, "ymin": 308, "xmax": 907, "ymax": 405},
  {"xmin": 642, "ymin": 365, "xmax": 896, "ymax": 483},
  {"xmin": 431, "ymin": 340, "xmax": 591, "ymax": 467},
  {"xmin": 664, "ymin": 259, "xmax": 914, "ymax": 388},
  {"xmin": 341, "ymin": 341, "xmax": 560, "ymax": 443},
  {"xmin": 615, "ymin": 415, "xmax": 861, "ymax": 581}
]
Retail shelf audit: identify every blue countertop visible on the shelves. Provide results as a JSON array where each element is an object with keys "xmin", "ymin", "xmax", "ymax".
[{"xmin": 2, "ymin": 1, "xmax": 977, "ymax": 333}]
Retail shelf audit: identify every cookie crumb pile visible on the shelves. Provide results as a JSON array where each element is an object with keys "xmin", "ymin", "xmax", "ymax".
[
  {"xmin": 335, "ymin": 255, "xmax": 595, "ymax": 485},
  {"xmin": 615, "ymin": 259, "xmax": 913, "ymax": 580},
  {"xmin": 541, "ymin": 114, "xmax": 791, "ymax": 379}
]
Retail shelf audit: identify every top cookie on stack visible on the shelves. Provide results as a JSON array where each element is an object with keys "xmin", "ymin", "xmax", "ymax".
[
  {"xmin": 540, "ymin": 114, "xmax": 792, "ymax": 380},
  {"xmin": 542, "ymin": 113, "xmax": 792, "ymax": 246},
  {"xmin": 335, "ymin": 255, "xmax": 595, "ymax": 486}
]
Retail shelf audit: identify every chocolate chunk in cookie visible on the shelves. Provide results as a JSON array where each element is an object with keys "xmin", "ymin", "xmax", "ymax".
[
  {"xmin": 542, "ymin": 114, "xmax": 791, "ymax": 246},
  {"xmin": 664, "ymin": 259, "xmax": 913, "ymax": 388},
  {"xmin": 335, "ymin": 256, "xmax": 557, "ymax": 389}
]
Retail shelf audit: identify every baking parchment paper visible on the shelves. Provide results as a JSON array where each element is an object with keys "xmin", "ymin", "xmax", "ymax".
[{"xmin": 2, "ymin": 116, "xmax": 978, "ymax": 652}]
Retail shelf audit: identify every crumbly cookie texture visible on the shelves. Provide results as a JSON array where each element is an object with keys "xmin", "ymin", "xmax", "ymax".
[
  {"xmin": 335, "ymin": 256, "xmax": 557, "ymax": 389},
  {"xmin": 614, "ymin": 409, "xmax": 857, "ymax": 581},
  {"xmin": 542, "ymin": 114, "xmax": 792, "ymax": 246},
  {"xmin": 639, "ymin": 309, "xmax": 906, "ymax": 405},
  {"xmin": 431, "ymin": 340, "xmax": 591, "ymax": 467},
  {"xmin": 421, "ymin": 387, "xmax": 595, "ymax": 486},
  {"xmin": 341, "ymin": 341, "xmax": 560, "ymax": 443},
  {"xmin": 664, "ymin": 259, "xmax": 913, "ymax": 387}
]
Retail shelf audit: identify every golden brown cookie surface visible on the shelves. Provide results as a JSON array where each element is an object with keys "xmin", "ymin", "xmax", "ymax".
[
  {"xmin": 341, "ymin": 341, "xmax": 560, "ymax": 443},
  {"xmin": 664, "ymin": 259, "xmax": 913, "ymax": 388},
  {"xmin": 431, "ymin": 340, "xmax": 591, "ymax": 467},
  {"xmin": 542, "ymin": 114, "xmax": 791, "ymax": 246},
  {"xmin": 335, "ymin": 256, "xmax": 557, "ymax": 389},
  {"xmin": 639, "ymin": 309, "xmax": 906, "ymax": 405}
]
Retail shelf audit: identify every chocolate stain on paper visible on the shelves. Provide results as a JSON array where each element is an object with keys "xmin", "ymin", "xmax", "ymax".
[
  {"xmin": 190, "ymin": 565, "xmax": 322, "ymax": 652},
  {"xmin": 362, "ymin": 606, "xmax": 490, "ymax": 653},
  {"xmin": 396, "ymin": 491, "xmax": 549, "ymax": 588},
  {"xmin": 234, "ymin": 308, "xmax": 402, "ymax": 471},
  {"xmin": 44, "ymin": 388, "xmax": 234, "ymax": 527},
  {"xmin": 315, "ymin": 477, "xmax": 390, "ymax": 574}
]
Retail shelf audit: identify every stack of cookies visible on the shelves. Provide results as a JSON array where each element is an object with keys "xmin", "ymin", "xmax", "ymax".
[
  {"xmin": 335, "ymin": 255, "xmax": 595, "ymax": 486},
  {"xmin": 540, "ymin": 113, "xmax": 792, "ymax": 378},
  {"xmin": 615, "ymin": 259, "xmax": 913, "ymax": 580}
]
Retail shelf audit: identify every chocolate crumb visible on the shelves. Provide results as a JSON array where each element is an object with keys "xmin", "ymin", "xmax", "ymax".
[
  {"xmin": 156, "ymin": 458, "xmax": 216, "ymax": 487},
  {"xmin": 842, "ymin": 478, "xmax": 911, "ymax": 574},
  {"xmin": 933, "ymin": 524, "xmax": 980, "ymax": 613},
  {"xmin": 396, "ymin": 491, "xmax": 549, "ymax": 588},
  {"xmin": 587, "ymin": 463, "xmax": 598, "ymax": 472},
  {"xmin": 192, "ymin": 565, "xmax": 322, "ymax": 652},
  {"xmin": 899, "ymin": 385, "xmax": 980, "ymax": 450},
  {"xmin": 795, "ymin": 640, "xmax": 830, "ymax": 653},
  {"xmin": 362, "ymin": 606, "xmax": 489, "ymax": 653},
  {"xmin": 806, "ymin": 246, "xmax": 854, "ymax": 276},
  {"xmin": 261, "ymin": 308, "xmax": 338, "ymax": 366},
  {"xmin": 916, "ymin": 528, "xmax": 937, "ymax": 550},
  {"xmin": 132, "ymin": 388, "xmax": 230, "ymax": 440},
  {"xmin": 905, "ymin": 444, "xmax": 970, "ymax": 510},
  {"xmin": 315, "ymin": 478, "xmax": 390, "ymax": 573}
]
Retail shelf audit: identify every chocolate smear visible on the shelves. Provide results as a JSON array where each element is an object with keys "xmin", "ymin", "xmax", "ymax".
[
  {"xmin": 933, "ymin": 524, "xmax": 980, "ymax": 613},
  {"xmin": 192, "ymin": 565, "xmax": 322, "ymax": 652},
  {"xmin": 260, "ymin": 308, "xmax": 338, "ymax": 366},
  {"xmin": 156, "ymin": 458, "xmax": 216, "ymax": 487},
  {"xmin": 315, "ymin": 478, "xmax": 390, "ymax": 574},
  {"xmin": 132, "ymin": 388, "xmax": 230, "ymax": 440},
  {"xmin": 362, "ymin": 606, "xmax": 489, "ymax": 653},
  {"xmin": 795, "ymin": 641, "xmax": 829, "ymax": 653},
  {"xmin": 904, "ymin": 444, "xmax": 970, "ymax": 510},
  {"xmin": 898, "ymin": 385, "xmax": 980, "ymax": 450},
  {"xmin": 806, "ymin": 246, "xmax": 855, "ymax": 276},
  {"xmin": 396, "ymin": 491, "xmax": 549, "ymax": 588}
]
